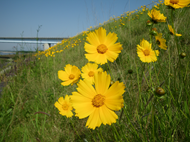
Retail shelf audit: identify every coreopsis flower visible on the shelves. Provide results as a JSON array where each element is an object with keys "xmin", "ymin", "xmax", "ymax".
[
  {"xmin": 137, "ymin": 39, "xmax": 159, "ymax": 63},
  {"xmin": 154, "ymin": 5, "xmax": 159, "ymax": 9},
  {"xmin": 71, "ymin": 71, "xmax": 125, "ymax": 130},
  {"xmin": 164, "ymin": 0, "xmax": 190, "ymax": 9},
  {"xmin": 155, "ymin": 33, "xmax": 167, "ymax": 50},
  {"xmin": 84, "ymin": 27, "xmax": 123, "ymax": 65},
  {"xmin": 81, "ymin": 63, "xmax": 103, "ymax": 85},
  {"xmin": 148, "ymin": 9, "xmax": 167, "ymax": 23},
  {"xmin": 58, "ymin": 64, "xmax": 81, "ymax": 86},
  {"xmin": 54, "ymin": 95, "xmax": 73, "ymax": 118},
  {"xmin": 168, "ymin": 24, "xmax": 182, "ymax": 36}
]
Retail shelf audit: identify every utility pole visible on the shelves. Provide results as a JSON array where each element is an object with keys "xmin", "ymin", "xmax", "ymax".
[{"xmin": 36, "ymin": 25, "xmax": 42, "ymax": 53}]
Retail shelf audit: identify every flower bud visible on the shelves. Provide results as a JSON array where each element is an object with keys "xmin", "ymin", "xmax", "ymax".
[
  {"xmin": 147, "ymin": 20, "xmax": 152, "ymax": 26},
  {"xmin": 155, "ymin": 87, "xmax": 165, "ymax": 96},
  {"xmin": 180, "ymin": 52, "xmax": 186, "ymax": 59},
  {"xmin": 128, "ymin": 69, "xmax": 133, "ymax": 74},
  {"xmin": 150, "ymin": 28, "xmax": 158, "ymax": 36},
  {"xmin": 109, "ymin": 80, "xmax": 114, "ymax": 87}
]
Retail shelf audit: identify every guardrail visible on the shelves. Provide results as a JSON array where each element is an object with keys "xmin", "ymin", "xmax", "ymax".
[{"xmin": 0, "ymin": 37, "xmax": 69, "ymax": 51}]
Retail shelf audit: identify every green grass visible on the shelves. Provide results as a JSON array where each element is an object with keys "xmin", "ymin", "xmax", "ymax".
[{"xmin": 0, "ymin": 2, "xmax": 190, "ymax": 142}]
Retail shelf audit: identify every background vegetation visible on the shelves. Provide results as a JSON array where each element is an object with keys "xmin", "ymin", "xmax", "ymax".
[{"xmin": 0, "ymin": 1, "xmax": 190, "ymax": 141}]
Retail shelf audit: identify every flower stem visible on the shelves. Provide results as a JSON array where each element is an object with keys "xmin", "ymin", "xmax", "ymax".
[
  {"xmin": 112, "ymin": 124, "xmax": 121, "ymax": 141},
  {"xmin": 99, "ymin": 127, "xmax": 105, "ymax": 142},
  {"xmin": 107, "ymin": 62, "xmax": 114, "ymax": 80},
  {"xmin": 69, "ymin": 118, "xmax": 81, "ymax": 140},
  {"xmin": 152, "ymin": 99, "xmax": 155, "ymax": 141},
  {"xmin": 171, "ymin": 9, "xmax": 179, "ymax": 55},
  {"xmin": 149, "ymin": 25, "xmax": 153, "ymax": 44},
  {"xmin": 171, "ymin": 8, "xmax": 180, "ymax": 90}
]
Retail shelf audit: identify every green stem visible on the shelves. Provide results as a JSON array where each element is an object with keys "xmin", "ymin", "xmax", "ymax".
[
  {"xmin": 152, "ymin": 99, "xmax": 155, "ymax": 141},
  {"xmin": 149, "ymin": 63, "xmax": 153, "ymax": 88},
  {"xmin": 99, "ymin": 127, "xmax": 105, "ymax": 142},
  {"xmin": 116, "ymin": 115, "xmax": 129, "ymax": 141},
  {"xmin": 149, "ymin": 25, "xmax": 153, "ymax": 44},
  {"xmin": 119, "ymin": 108, "xmax": 124, "ymax": 124},
  {"xmin": 69, "ymin": 118, "xmax": 81, "ymax": 140},
  {"xmin": 171, "ymin": 9, "xmax": 179, "ymax": 55},
  {"xmin": 107, "ymin": 62, "xmax": 114, "ymax": 80},
  {"xmin": 168, "ymin": 41, "xmax": 171, "ymax": 89},
  {"xmin": 171, "ymin": 8, "xmax": 180, "ymax": 90},
  {"xmin": 112, "ymin": 124, "xmax": 121, "ymax": 141},
  {"xmin": 123, "ymin": 108, "xmax": 140, "ymax": 140}
]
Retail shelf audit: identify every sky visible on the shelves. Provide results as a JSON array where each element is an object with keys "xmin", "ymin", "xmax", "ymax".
[{"xmin": 0, "ymin": 0, "xmax": 157, "ymax": 51}]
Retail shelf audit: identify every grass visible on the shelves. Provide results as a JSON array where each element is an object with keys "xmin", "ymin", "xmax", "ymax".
[{"xmin": 0, "ymin": 1, "xmax": 190, "ymax": 142}]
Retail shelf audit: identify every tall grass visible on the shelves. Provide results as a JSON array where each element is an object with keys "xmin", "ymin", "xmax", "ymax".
[{"xmin": 0, "ymin": 1, "xmax": 190, "ymax": 141}]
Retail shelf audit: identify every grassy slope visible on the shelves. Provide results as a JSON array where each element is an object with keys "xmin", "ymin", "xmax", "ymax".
[{"xmin": 0, "ymin": 2, "xmax": 190, "ymax": 142}]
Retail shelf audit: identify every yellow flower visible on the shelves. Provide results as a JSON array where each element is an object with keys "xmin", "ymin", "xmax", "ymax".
[
  {"xmin": 81, "ymin": 63, "xmax": 103, "ymax": 85},
  {"xmin": 155, "ymin": 33, "xmax": 167, "ymax": 50},
  {"xmin": 54, "ymin": 95, "xmax": 73, "ymax": 118},
  {"xmin": 58, "ymin": 64, "xmax": 81, "ymax": 86},
  {"xmin": 154, "ymin": 5, "xmax": 159, "ymax": 9},
  {"xmin": 168, "ymin": 24, "xmax": 182, "ymax": 36},
  {"xmin": 164, "ymin": 0, "xmax": 190, "ymax": 8},
  {"xmin": 84, "ymin": 27, "xmax": 123, "ymax": 65},
  {"xmin": 137, "ymin": 39, "xmax": 159, "ymax": 63},
  {"xmin": 148, "ymin": 9, "xmax": 167, "ymax": 23},
  {"xmin": 71, "ymin": 71, "xmax": 125, "ymax": 130}
]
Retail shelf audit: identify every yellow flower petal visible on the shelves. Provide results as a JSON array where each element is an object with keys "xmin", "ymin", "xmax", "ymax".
[
  {"xmin": 71, "ymin": 71, "xmax": 125, "ymax": 130},
  {"xmin": 84, "ymin": 27, "xmax": 122, "ymax": 65},
  {"xmin": 54, "ymin": 95, "xmax": 73, "ymax": 118},
  {"xmin": 137, "ymin": 39, "xmax": 159, "ymax": 63}
]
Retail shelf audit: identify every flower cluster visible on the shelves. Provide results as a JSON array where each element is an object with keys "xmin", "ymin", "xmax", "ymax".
[
  {"xmin": 53, "ymin": 0, "xmax": 189, "ymax": 131},
  {"xmin": 136, "ymin": 0, "xmax": 189, "ymax": 63},
  {"xmin": 55, "ymin": 27, "xmax": 125, "ymax": 130}
]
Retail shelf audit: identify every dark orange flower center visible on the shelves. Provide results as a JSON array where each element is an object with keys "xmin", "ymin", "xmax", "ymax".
[
  {"xmin": 170, "ymin": 0, "xmax": 179, "ymax": 4},
  {"xmin": 92, "ymin": 94, "xmax": 105, "ymax": 107},
  {"xmin": 69, "ymin": 74, "xmax": 75, "ymax": 80},
  {"xmin": 88, "ymin": 71, "xmax": 94, "ymax": 77},
  {"xmin": 97, "ymin": 44, "xmax": 108, "ymax": 54},
  {"xmin": 143, "ymin": 49, "xmax": 150, "ymax": 56},
  {"xmin": 62, "ymin": 103, "xmax": 69, "ymax": 110}
]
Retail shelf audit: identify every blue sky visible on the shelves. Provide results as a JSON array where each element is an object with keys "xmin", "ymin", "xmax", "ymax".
[{"xmin": 0, "ymin": 0, "xmax": 157, "ymax": 51}]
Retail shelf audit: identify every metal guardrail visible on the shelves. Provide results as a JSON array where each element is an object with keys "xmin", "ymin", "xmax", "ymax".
[{"xmin": 0, "ymin": 37, "xmax": 69, "ymax": 44}]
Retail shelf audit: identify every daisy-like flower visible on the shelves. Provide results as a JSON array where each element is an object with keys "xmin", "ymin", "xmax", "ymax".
[
  {"xmin": 54, "ymin": 95, "xmax": 73, "ymax": 118},
  {"xmin": 148, "ymin": 9, "xmax": 167, "ymax": 23},
  {"xmin": 164, "ymin": 0, "xmax": 190, "ymax": 9},
  {"xmin": 137, "ymin": 39, "xmax": 159, "ymax": 63},
  {"xmin": 155, "ymin": 33, "xmax": 167, "ymax": 50},
  {"xmin": 84, "ymin": 27, "xmax": 123, "ymax": 65},
  {"xmin": 81, "ymin": 63, "xmax": 103, "ymax": 85},
  {"xmin": 168, "ymin": 24, "xmax": 182, "ymax": 36},
  {"xmin": 58, "ymin": 64, "xmax": 81, "ymax": 86},
  {"xmin": 70, "ymin": 71, "xmax": 125, "ymax": 130},
  {"xmin": 154, "ymin": 5, "xmax": 159, "ymax": 9}
]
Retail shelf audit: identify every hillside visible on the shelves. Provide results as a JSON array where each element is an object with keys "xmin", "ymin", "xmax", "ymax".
[{"xmin": 0, "ymin": 1, "xmax": 190, "ymax": 141}]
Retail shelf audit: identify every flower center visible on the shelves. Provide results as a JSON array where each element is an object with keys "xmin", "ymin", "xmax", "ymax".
[
  {"xmin": 69, "ymin": 74, "xmax": 75, "ymax": 80},
  {"xmin": 92, "ymin": 94, "xmax": 105, "ymax": 107},
  {"xmin": 143, "ymin": 49, "xmax": 150, "ymax": 56},
  {"xmin": 62, "ymin": 103, "xmax": 69, "ymax": 110},
  {"xmin": 88, "ymin": 71, "xmax": 94, "ymax": 77},
  {"xmin": 170, "ymin": 0, "xmax": 179, "ymax": 4},
  {"xmin": 156, "ymin": 40, "xmax": 160, "ymax": 45},
  {"xmin": 97, "ymin": 44, "xmax": 108, "ymax": 54}
]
